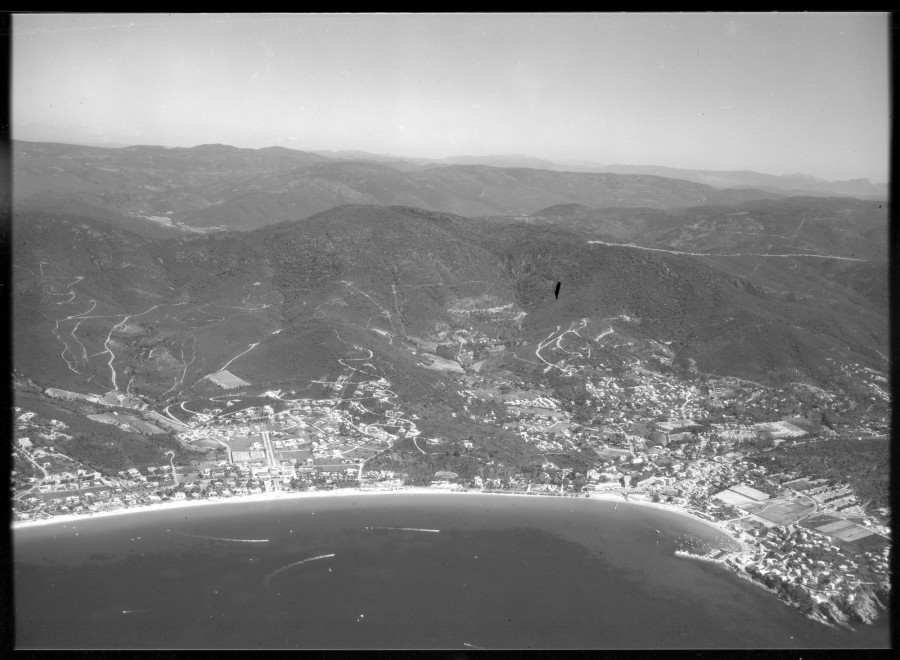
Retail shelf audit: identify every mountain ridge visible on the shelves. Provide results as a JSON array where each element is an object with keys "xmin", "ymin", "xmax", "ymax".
[
  {"xmin": 12, "ymin": 202, "xmax": 887, "ymax": 397},
  {"xmin": 16, "ymin": 140, "xmax": 796, "ymax": 232}
]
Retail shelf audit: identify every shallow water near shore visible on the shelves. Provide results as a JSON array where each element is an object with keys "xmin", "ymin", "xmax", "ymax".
[{"xmin": 13, "ymin": 493, "xmax": 889, "ymax": 649}]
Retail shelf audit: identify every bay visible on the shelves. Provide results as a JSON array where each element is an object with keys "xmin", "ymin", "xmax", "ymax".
[{"xmin": 13, "ymin": 493, "xmax": 890, "ymax": 649}]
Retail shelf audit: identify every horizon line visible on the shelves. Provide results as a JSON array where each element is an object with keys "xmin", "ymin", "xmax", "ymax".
[{"xmin": 10, "ymin": 134, "xmax": 888, "ymax": 186}]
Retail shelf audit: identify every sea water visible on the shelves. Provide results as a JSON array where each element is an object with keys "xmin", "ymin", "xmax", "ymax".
[{"xmin": 13, "ymin": 493, "xmax": 890, "ymax": 649}]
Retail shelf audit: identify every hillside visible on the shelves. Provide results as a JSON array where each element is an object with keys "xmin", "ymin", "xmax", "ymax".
[
  {"xmin": 11, "ymin": 193, "xmax": 889, "ymax": 498},
  {"xmin": 476, "ymin": 222, "xmax": 887, "ymax": 386},
  {"xmin": 529, "ymin": 197, "xmax": 887, "ymax": 261},
  {"xmin": 13, "ymin": 199, "xmax": 888, "ymax": 397}
]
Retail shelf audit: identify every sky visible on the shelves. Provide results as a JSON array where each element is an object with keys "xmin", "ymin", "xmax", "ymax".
[{"xmin": 12, "ymin": 12, "xmax": 891, "ymax": 182}]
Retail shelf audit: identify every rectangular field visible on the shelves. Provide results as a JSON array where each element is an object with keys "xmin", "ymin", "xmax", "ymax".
[
  {"xmin": 276, "ymin": 450, "xmax": 312, "ymax": 462},
  {"xmin": 713, "ymin": 489, "xmax": 757, "ymax": 508},
  {"xmin": 419, "ymin": 354, "xmax": 465, "ymax": 373},
  {"xmin": 206, "ymin": 370, "xmax": 251, "ymax": 389},
  {"xmin": 342, "ymin": 447, "xmax": 379, "ymax": 459},
  {"xmin": 743, "ymin": 499, "xmax": 813, "ymax": 525},
  {"xmin": 228, "ymin": 435, "xmax": 255, "ymax": 451},
  {"xmin": 728, "ymin": 484, "xmax": 770, "ymax": 501},
  {"xmin": 814, "ymin": 520, "xmax": 874, "ymax": 542}
]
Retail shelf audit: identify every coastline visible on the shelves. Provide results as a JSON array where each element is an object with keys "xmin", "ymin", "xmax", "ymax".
[
  {"xmin": 13, "ymin": 486, "xmax": 881, "ymax": 633},
  {"xmin": 12, "ymin": 487, "xmax": 402, "ymax": 530},
  {"xmin": 13, "ymin": 488, "xmax": 744, "ymax": 549},
  {"xmin": 583, "ymin": 492, "xmax": 752, "ymax": 552}
]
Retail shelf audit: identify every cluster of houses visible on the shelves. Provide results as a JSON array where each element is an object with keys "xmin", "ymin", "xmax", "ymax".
[
  {"xmin": 742, "ymin": 525, "xmax": 890, "ymax": 598},
  {"xmin": 15, "ymin": 409, "xmax": 72, "ymax": 445},
  {"xmin": 175, "ymin": 378, "xmax": 413, "ymax": 470}
]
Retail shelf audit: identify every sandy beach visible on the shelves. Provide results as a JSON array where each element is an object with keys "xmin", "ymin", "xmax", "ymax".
[
  {"xmin": 12, "ymin": 487, "xmax": 402, "ymax": 530},
  {"xmin": 583, "ymin": 492, "xmax": 752, "ymax": 551},
  {"xmin": 12, "ymin": 487, "xmax": 748, "ymax": 552}
]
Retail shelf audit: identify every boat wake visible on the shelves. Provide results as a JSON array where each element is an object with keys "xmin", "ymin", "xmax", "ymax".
[
  {"xmin": 365, "ymin": 526, "xmax": 440, "ymax": 533},
  {"xmin": 264, "ymin": 554, "xmax": 336, "ymax": 595},
  {"xmin": 173, "ymin": 530, "xmax": 269, "ymax": 543}
]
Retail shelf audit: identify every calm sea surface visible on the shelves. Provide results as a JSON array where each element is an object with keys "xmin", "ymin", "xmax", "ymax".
[{"xmin": 13, "ymin": 493, "xmax": 890, "ymax": 649}]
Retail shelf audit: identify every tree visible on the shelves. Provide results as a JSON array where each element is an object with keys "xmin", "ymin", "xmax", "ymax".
[
  {"xmin": 757, "ymin": 431, "xmax": 775, "ymax": 449},
  {"xmin": 435, "ymin": 345, "xmax": 455, "ymax": 360}
]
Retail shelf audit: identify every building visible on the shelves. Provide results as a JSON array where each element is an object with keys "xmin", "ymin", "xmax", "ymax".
[
  {"xmin": 654, "ymin": 419, "xmax": 699, "ymax": 433},
  {"xmin": 753, "ymin": 421, "xmax": 807, "ymax": 439}
]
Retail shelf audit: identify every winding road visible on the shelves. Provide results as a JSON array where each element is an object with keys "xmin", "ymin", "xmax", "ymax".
[{"xmin": 586, "ymin": 239, "xmax": 867, "ymax": 262}]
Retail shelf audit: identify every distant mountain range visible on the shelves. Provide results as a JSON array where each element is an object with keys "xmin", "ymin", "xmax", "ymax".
[
  {"xmin": 14, "ymin": 130, "xmax": 886, "ymax": 201},
  {"xmin": 591, "ymin": 164, "xmax": 888, "ymax": 200},
  {"xmin": 16, "ymin": 140, "xmax": 793, "ymax": 234},
  {"xmin": 308, "ymin": 150, "xmax": 888, "ymax": 199}
]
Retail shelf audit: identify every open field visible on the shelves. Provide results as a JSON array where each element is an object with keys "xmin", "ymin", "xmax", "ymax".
[
  {"xmin": 228, "ymin": 435, "xmax": 257, "ymax": 452},
  {"xmin": 728, "ymin": 484, "xmax": 770, "ymax": 501},
  {"xmin": 206, "ymin": 370, "xmax": 251, "ymax": 389},
  {"xmin": 342, "ymin": 447, "xmax": 380, "ymax": 459},
  {"xmin": 419, "ymin": 354, "xmax": 465, "ymax": 373},
  {"xmin": 86, "ymin": 413, "xmax": 165, "ymax": 435},
  {"xmin": 713, "ymin": 489, "xmax": 757, "ymax": 508},
  {"xmin": 743, "ymin": 499, "xmax": 813, "ymax": 526},
  {"xmin": 813, "ymin": 519, "xmax": 874, "ymax": 542},
  {"xmin": 276, "ymin": 450, "xmax": 312, "ymax": 463}
]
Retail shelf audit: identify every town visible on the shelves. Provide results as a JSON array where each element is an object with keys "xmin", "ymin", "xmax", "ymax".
[{"xmin": 12, "ymin": 321, "xmax": 891, "ymax": 630}]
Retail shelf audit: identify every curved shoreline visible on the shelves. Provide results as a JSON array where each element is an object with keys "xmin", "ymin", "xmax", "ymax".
[
  {"xmin": 583, "ymin": 492, "xmax": 749, "ymax": 550},
  {"xmin": 12, "ymin": 488, "xmax": 744, "ymax": 548},
  {"xmin": 14, "ymin": 487, "xmax": 886, "ymax": 634}
]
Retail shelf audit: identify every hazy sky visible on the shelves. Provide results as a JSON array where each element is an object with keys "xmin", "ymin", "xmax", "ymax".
[{"xmin": 13, "ymin": 13, "xmax": 890, "ymax": 182}]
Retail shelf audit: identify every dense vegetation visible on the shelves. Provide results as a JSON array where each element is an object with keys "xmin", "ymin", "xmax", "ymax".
[
  {"xmin": 61, "ymin": 429, "xmax": 192, "ymax": 477},
  {"xmin": 750, "ymin": 437, "xmax": 889, "ymax": 510}
]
